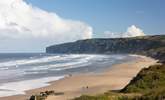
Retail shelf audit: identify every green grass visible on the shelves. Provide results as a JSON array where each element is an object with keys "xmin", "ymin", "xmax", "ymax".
[
  {"xmin": 30, "ymin": 64, "xmax": 165, "ymax": 100},
  {"xmin": 74, "ymin": 95, "xmax": 109, "ymax": 100},
  {"xmin": 73, "ymin": 94, "xmax": 139, "ymax": 100},
  {"xmin": 73, "ymin": 64, "xmax": 165, "ymax": 100},
  {"xmin": 29, "ymin": 64, "xmax": 165, "ymax": 100},
  {"xmin": 121, "ymin": 64, "xmax": 165, "ymax": 93}
]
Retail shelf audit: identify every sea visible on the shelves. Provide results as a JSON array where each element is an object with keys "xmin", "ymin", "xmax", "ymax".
[{"xmin": 0, "ymin": 53, "xmax": 139, "ymax": 97}]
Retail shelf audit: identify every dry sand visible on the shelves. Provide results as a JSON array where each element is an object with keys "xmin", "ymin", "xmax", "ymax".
[{"xmin": 0, "ymin": 55, "xmax": 157, "ymax": 100}]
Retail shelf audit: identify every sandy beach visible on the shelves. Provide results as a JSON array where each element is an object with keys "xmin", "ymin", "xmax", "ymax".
[{"xmin": 0, "ymin": 55, "xmax": 157, "ymax": 100}]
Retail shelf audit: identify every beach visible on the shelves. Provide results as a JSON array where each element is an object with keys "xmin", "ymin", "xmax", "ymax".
[{"xmin": 0, "ymin": 55, "xmax": 157, "ymax": 100}]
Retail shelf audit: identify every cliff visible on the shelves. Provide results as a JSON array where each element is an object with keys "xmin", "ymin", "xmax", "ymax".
[
  {"xmin": 46, "ymin": 35, "xmax": 165, "ymax": 63},
  {"xmin": 27, "ymin": 35, "xmax": 165, "ymax": 100},
  {"xmin": 72, "ymin": 35, "xmax": 165, "ymax": 100}
]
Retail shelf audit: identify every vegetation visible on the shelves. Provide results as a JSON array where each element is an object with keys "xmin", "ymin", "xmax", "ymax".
[
  {"xmin": 73, "ymin": 91, "xmax": 140, "ymax": 100},
  {"xmin": 29, "ymin": 90, "xmax": 64, "ymax": 100},
  {"xmin": 29, "ymin": 35, "xmax": 165, "ymax": 100},
  {"xmin": 122, "ymin": 64, "xmax": 165, "ymax": 93},
  {"xmin": 74, "ymin": 64, "xmax": 165, "ymax": 100},
  {"xmin": 46, "ymin": 35, "xmax": 165, "ymax": 62}
]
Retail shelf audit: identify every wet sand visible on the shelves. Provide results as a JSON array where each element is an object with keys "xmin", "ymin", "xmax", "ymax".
[{"xmin": 0, "ymin": 55, "xmax": 157, "ymax": 100}]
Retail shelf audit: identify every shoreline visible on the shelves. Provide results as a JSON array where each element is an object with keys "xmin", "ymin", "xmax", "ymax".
[{"xmin": 0, "ymin": 55, "xmax": 158, "ymax": 100}]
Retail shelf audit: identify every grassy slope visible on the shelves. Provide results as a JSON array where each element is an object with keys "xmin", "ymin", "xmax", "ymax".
[
  {"xmin": 122, "ymin": 64, "xmax": 165, "ymax": 100},
  {"xmin": 30, "ymin": 35, "xmax": 165, "ymax": 100},
  {"xmin": 73, "ymin": 35, "xmax": 165, "ymax": 100},
  {"xmin": 74, "ymin": 64, "xmax": 165, "ymax": 100},
  {"xmin": 122, "ymin": 64, "xmax": 165, "ymax": 93}
]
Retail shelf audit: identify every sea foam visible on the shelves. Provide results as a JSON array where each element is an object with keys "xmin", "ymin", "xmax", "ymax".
[{"xmin": 0, "ymin": 76, "xmax": 64, "ymax": 97}]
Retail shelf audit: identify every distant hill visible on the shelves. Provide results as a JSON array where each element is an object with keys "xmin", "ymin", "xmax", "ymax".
[
  {"xmin": 45, "ymin": 35, "xmax": 165, "ymax": 100},
  {"xmin": 46, "ymin": 35, "xmax": 165, "ymax": 63}
]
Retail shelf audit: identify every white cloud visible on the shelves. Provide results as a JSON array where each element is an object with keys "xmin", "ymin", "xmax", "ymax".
[
  {"xmin": 124, "ymin": 25, "xmax": 145, "ymax": 37},
  {"xmin": 103, "ymin": 25, "xmax": 146, "ymax": 38},
  {"xmin": 0, "ymin": 0, "xmax": 92, "ymax": 52}
]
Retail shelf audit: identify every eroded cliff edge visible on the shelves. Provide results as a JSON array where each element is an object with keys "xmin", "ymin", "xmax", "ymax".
[{"xmin": 46, "ymin": 35, "xmax": 165, "ymax": 63}]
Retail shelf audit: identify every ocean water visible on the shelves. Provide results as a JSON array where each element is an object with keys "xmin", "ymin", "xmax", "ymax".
[{"xmin": 0, "ymin": 53, "xmax": 138, "ymax": 97}]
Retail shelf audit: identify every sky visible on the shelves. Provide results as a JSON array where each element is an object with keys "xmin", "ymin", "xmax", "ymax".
[
  {"xmin": 0, "ymin": 0, "xmax": 164, "ymax": 52},
  {"xmin": 26, "ymin": 0, "xmax": 165, "ymax": 36}
]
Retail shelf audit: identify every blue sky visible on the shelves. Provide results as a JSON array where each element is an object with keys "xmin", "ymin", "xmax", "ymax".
[
  {"xmin": 0, "ymin": 0, "xmax": 164, "ymax": 52},
  {"xmin": 26, "ymin": 0, "xmax": 165, "ymax": 37}
]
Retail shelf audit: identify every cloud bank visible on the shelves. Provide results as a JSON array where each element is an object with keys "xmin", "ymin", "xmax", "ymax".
[
  {"xmin": 0, "ymin": 0, "xmax": 92, "ymax": 52},
  {"xmin": 103, "ymin": 25, "xmax": 146, "ymax": 38}
]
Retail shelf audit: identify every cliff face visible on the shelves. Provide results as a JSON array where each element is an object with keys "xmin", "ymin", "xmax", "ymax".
[{"xmin": 46, "ymin": 35, "xmax": 165, "ymax": 63}]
